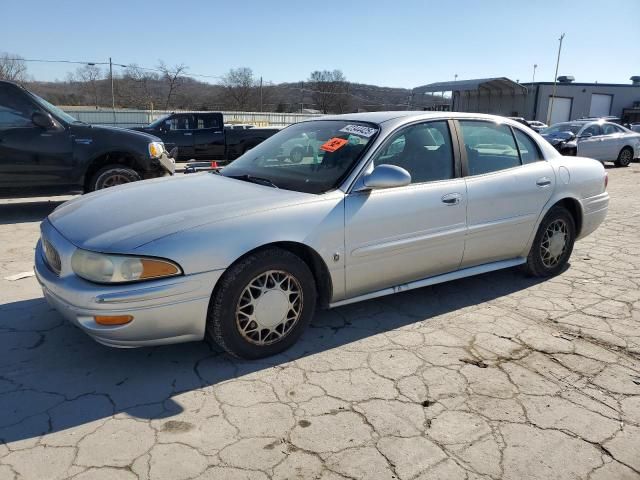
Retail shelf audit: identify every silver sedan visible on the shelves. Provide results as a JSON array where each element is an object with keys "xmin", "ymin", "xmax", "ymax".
[{"xmin": 35, "ymin": 112, "xmax": 609, "ymax": 358}]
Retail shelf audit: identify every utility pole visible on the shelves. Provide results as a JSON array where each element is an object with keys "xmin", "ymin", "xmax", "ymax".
[
  {"xmin": 532, "ymin": 64, "xmax": 538, "ymax": 83},
  {"xmin": 259, "ymin": 76, "xmax": 263, "ymax": 112},
  {"xmin": 546, "ymin": 33, "xmax": 565, "ymax": 125},
  {"xmin": 109, "ymin": 57, "xmax": 116, "ymax": 125},
  {"xmin": 299, "ymin": 81, "xmax": 304, "ymax": 113}
]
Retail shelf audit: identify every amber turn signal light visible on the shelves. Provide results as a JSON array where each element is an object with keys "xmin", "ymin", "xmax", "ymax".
[
  {"xmin": 139, "ymin": 259, "xmax": 180, "ymax": 279},
  {"xmin": 94, "ymin": 315, "xmax": 134, "ymax": 326}
]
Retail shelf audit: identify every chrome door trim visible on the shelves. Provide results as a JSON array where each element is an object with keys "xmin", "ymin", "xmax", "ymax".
[{"xmin": 330, "ymin": 257, "xmax": 526, "ymax": 308}]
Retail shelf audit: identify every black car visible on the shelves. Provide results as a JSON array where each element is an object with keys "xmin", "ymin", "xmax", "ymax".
[
  {"xmin": 0, "ymin": 80, "xmax": 175, "ymax": 194},
  {"xmin": 132, "ymin": 112, "xmax": 280, "ymax": 162}
]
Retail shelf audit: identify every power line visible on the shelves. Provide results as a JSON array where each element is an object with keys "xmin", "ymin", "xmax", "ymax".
[{"xmin": 3, "ymin": 56, "xmax": 224, "ymax": 79}]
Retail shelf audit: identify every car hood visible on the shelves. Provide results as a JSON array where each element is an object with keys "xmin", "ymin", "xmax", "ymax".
[
  {"xmin": 48, "ymin": 173, "xmax": 316, "ymax": 252},
  {"xmin": 541, "ymin": 131, "xmax": 575, "ymax": 144},
  {"xmin": 81, "ymin": 124, "xmax": 161, "ymax": 142}
]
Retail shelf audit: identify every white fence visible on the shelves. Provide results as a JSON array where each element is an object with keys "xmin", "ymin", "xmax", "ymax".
[{"xmin": 61, "ymin": 108, "xmax": 324, "ymax": 128}]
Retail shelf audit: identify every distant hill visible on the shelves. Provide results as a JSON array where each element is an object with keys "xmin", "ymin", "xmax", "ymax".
[{"xmin": 27, "ymin": 76, "xmax": 448, "ymax": 113}]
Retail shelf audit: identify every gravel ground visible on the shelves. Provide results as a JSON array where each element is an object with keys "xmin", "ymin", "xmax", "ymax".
[{"xmin": 0, "ymin": 165, "xmax": 639, "ymax": 480}]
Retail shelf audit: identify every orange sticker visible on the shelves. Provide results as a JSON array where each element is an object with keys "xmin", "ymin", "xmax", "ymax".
[{"xmin": 320, "ymin": 137, "xmax": 348, "ymax": 152}]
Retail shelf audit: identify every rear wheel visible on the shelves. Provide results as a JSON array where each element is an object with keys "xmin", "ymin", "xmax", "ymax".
[
  {"xmin": 206, "ymin": 248, "xmax": 316, "ymax": 359},
  {"xmin": 523, "ymin": 205, "xmax": 576, "ymax": 277},
  {"xmin": 89, "ymin": 165, "xmax": 141, "ymax": 191},
  {"xmin": 615, "ymin": 147, "xmax": 633, "ymax": 167}
]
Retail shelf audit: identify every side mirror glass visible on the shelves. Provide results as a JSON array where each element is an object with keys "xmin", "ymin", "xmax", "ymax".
[
  {"xmin": 359, "ymin": 164, "xmax": 411, "ymax": 191},
  {"xmin": 32, "ymin": 111, "xmax": 56, "ymax": 130}
]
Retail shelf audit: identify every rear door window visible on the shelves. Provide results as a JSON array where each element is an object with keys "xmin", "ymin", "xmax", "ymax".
[
  {"xmin": 513, "ymin": 129, "xmax": 543, "ymax": 164},
  {"xmin": 195, "ymin": 114, "xmax": 221, "ymax": 130},
  {"xmin": 459, "ymin": 121, "xmax": 521, "ymax": 175}
]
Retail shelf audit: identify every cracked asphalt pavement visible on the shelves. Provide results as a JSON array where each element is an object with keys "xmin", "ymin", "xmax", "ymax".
[{"xmin": 1, "ymin": 165, "xmax": 639, "ymax": 480}]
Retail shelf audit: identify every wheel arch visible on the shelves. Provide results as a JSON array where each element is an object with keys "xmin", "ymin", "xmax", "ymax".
[
  {"xmin": 523, "ymin": 195, "xmax": 584, "ymax": 255},
  {"xmin": 214, "ymin": 241, "xmax": 333, "ymax": 309},
  {"xmin": 82, "ymin": 151, "xmax": 144, "ymax": 192},
  {"xmin": 555, "ymin": 197, "xmax": 583, "ymax": 237}
]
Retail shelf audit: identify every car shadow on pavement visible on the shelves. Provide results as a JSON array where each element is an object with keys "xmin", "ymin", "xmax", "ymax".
[
  {"xmin": 0, "ymin": 266, "xmax": 548, "ymax": 445},
  {"xmin": 0, "ymin": 201, "xmax": 67, "ymax": 225}
]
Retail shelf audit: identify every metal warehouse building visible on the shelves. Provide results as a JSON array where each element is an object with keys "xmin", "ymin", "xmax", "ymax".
[{"xmin": 413, "ymin": 76, "xmax": 640, "ymax": 124}]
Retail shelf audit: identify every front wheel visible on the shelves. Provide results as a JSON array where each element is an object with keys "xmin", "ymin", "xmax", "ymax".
[
  {"xmin": 615, "ymin": 147, "xmax": 633, "ymax": 167},
  {"xmin": 89, "ymin": 165, "xmax": 141, "ymax": 191},
  {"xmin": 206, "ymin": 248, "xmax": 317, "ymax": 359},
  {"xmin": 523, "ymin": 206, "xmax": 576, "ymax": 277}
]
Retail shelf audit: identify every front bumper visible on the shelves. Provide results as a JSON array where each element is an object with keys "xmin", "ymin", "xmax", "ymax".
[
  {"xmin": 35, "ymin": 221, "xmax": 223, "ymax": 347},
  {"xmin": 158, "ymin": 152, "xmax": 176, "ymax": 175}
]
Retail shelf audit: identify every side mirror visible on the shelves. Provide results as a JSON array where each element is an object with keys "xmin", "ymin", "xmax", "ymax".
[
  {"xmin": 578, "ymin": 132, "xmax": 592, "ymax": 139},
  {"xmin": 358, "ymin": 164, "xmax": 411, "ymax": 191},
  {"xmin": 32, "ymin": 111, "xmax": 56, "ymax": 130}
]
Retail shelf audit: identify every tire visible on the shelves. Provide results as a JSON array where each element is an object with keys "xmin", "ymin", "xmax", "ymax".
[
  {"xmin": 89, "ymin": 165, "xmax": 141, "ymax": 191},
  {"xmin": 523, "ymin": 205, "xmax": 576, "ymax": 277},
  {"xmin": 289, "ymin": 147, "xmax": 304, "ymax": 163},
  {"xmin": 206, "ymin": 248, "xmax": 317, "ymax": 359},
  {"xmin": 615, "ymin": 147, "xmax": 633, "ymax": 167}
]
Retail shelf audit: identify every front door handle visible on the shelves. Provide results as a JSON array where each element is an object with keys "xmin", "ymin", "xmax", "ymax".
[
  {"xmin": 536, "ymin": 177, "xmax": 552, "ymax": 187},
  {"xmin": 441, "ymin": 193, "xmax": 462, "ymax": 205},
  {"xmin": 183, "ymin": 132, "xmax": 193, "ymax": 136}
]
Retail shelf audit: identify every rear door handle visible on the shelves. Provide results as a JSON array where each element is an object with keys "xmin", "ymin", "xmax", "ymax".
[
  {"xmin": 183, "ymin": 132, "xmax": 193, "ymax": 136},
  {"xmin": 536, "ymin": 177, "xmax": 552, "ymax": 187},
  {"xmin": 441, "ymin": 193, "xmax": 462, "ymax": 205}
]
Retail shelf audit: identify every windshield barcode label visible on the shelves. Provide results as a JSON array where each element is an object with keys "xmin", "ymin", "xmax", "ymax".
[{"xmin": 339, "ymin": 125, "xmax": 378, "ymax": 138}]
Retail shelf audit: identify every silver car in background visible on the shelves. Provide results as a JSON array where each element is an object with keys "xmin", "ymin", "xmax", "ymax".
[
  {"xmin": 35, "ymin": 112, "xmax": 609, "ymax": 359},
  {"xmin": 541, "ymin": 120, "xmax": 640, "ymax": 167}
]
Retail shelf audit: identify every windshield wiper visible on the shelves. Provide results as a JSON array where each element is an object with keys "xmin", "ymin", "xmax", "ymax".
[{"xmin": 228, "ymin": 174, "xmax": 279, "ymax": 189}]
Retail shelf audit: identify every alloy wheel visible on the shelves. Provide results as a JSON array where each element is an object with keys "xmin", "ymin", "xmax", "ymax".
[
  {"xmin": 540, "ymin": 219, "xmax": 568, "ymax": 268},
  {"xmin": 101, "ymin": 174, "xmax": 132, "ymax": 188},
  {"xmin": 235, "ymin": 270, "xmax": 303, "ymax": 345}
]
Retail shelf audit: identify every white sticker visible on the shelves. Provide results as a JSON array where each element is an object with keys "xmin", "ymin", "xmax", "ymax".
[{"xmin": 339, "ymin": 124, "xmax": 378, "ymax": 138}]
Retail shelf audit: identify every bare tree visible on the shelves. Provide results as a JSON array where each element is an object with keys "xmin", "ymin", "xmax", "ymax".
[
  {"xmin": 307, "ymin": 70, "xmax": 350, "ymax": 113},
  {"xmin": 72, "ymin": 65, "xmax": 103, "ymax": 108},
  {"xmin": 117, "ymin": 65, "xmax": 160, "ymax": 109},
  {"xmin": 0, "ymin": 53, "xmax": 28, "ymax": 83},
  {"xmin": 157, "ymin": 61, "xmax": 188, "ymax": 110},
  {"xmin": 220, "ymin": 67, "xmax": 256, "ymax": 111}
]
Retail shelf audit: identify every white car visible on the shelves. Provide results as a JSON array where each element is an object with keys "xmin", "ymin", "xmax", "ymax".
[
  {"xmin": 35, "ymin": 112, "xmax": 609, "ymax": 359},
  {"xmin": 542, "ymin": 120, "xmax": 640, "ymax": 167}
]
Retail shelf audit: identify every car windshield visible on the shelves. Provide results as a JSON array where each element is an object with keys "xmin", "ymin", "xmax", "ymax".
[
  {"xmin": 221, "ymin": 120, "xmax": 379, "ymax": 194},
  {"xmin": 30, "ymin": 93, "xmax": 79, "ymax": 124},
  {"xmin": 147, "ymin": 114, "xmax": 170, "ymax": 128},
  {"xmin": 541, "ymin": 123, "xmax": 584, "ymax": 135}
]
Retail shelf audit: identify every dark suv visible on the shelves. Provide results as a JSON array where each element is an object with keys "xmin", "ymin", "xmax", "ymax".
[{"xmin": 0, "ymin": 80, "xmax": 174, "ymax": 194}]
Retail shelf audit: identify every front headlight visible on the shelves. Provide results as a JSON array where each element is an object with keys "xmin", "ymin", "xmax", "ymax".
[
  {"xmin": 148, "ymin": 142, "xmax": 165, "ymax": 159},
  {"xmin": 71, "ymin": 249, "xmax": 182, "ymax": 284}
]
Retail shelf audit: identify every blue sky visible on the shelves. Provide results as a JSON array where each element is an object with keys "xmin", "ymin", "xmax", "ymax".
[{"xmin": 2, "ymin": 0, "xmax": 639, "ymax": 88}]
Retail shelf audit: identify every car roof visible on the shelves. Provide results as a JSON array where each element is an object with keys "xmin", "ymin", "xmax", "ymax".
[{"xmin": 302, "ymin": 111, "xmax": 528, "ymax": 125}]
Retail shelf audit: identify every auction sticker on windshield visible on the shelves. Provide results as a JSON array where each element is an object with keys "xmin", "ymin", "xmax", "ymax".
[
  {"xmin": 339, "ymin": 125, "xmax": 378, "ymax": 138},
  {"xmin": 320, "ymin": 137, "xmax": 349, "ymax": 152}
]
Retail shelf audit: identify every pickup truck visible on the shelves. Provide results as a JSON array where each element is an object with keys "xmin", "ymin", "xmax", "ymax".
[
  {"xmin": 0, "ymin": 80, "xmax": 175, "ymax": 194},
  {"xmin": 132, "ymin": 112, "xmax": 280, "ymax": 162}
]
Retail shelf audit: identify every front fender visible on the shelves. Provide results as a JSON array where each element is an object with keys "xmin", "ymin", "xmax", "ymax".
[{"xmin": 133, "ymin": 192, "xmax": 348, "ymax": 301}]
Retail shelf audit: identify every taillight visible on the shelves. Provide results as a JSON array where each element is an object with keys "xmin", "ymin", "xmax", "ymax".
[{"xmin": 604, "ymin": 172, "xmax": 608, "ymax": 190}]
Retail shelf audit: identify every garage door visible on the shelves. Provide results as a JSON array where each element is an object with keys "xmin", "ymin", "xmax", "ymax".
[
  {"xmin": 589, "ymin": 94, "xmax": 612, "ymax": 117},
  {"xmin": 548, "ymin": 97, "xmax": 572, "ymax": 124}
]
